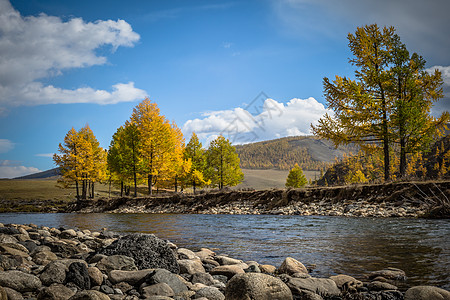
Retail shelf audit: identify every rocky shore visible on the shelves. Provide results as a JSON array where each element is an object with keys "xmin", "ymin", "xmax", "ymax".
[
  {"xmin": 0, "ymin": 222, "xmax": 449, "ymax": 300},
  {"xmin": 73, "ymin": 181, "xmax": 450, "ymax": 218}
]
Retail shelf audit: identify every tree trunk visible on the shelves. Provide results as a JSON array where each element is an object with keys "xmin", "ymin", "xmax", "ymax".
[
  {"xmin": 400, "ymin": 137, "xmax": 407, "ymax": 177},
  {"xmin": 381, "ymin": 86, "xmax": 390, "ymax": 181},
  {"xmin": 148, "ymin": 174, "xmax": 153, "ymax": 195},
  {"xmin": 82, "ymin": 179, "xmax": 87, "ymax": 200},
  {"xmin": 120, "ymin": 181, "xmax": 123, "ymax": 197},
  {"xmin": 91, "ymin": 182, "xmax": 95, "ymax": 200},
  {"xmin": 193, "ymin": 179, "xmax": 196, "ymax": 194},
  {"xmin": 175, "ymin": 175, "xmax": 178, "ymax": 193}
]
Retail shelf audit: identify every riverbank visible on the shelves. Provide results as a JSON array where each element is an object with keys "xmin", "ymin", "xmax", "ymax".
[
  {"xmin": 72, "ymin": 181, "xmax": 450, "ymax": 218},
  {"xmin": 0, "ymin": 222, "xmax": 449, "ymax": 300}
]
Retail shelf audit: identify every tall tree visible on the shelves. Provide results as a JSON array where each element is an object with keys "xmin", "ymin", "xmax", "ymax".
[
  {"xmin": 285, "ymin": 163, "xmax": 308, "ymax": 188},
  {"xmin": 389, "ymin": 38, "xmax": 449, "ymax": 177},
  {"xmin": 206, "ymin": 135, "xmax": 244, "ymax": 189},
  {"xmin": 183, "ymin": 133, "xmax": 209, "ymax": 193}
]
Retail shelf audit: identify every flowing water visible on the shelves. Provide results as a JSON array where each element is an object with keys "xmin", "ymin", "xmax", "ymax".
[{"xmin": 1, "ymin": 213, "xmax": 449, "ymax": 290}]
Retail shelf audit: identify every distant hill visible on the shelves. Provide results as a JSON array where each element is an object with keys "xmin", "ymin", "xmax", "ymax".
[
  {"xmin": 15, "ymin": 167, "xmax": 61, "ymax": 180},
  {"xmin": 235, "ymin": 136, "xmax": 356, "ymax": 171}
]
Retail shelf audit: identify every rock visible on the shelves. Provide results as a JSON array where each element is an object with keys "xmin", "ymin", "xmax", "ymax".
[
  {"xmin": 368, "ymin": 267, "xmax": 406, "ymax": 281},
  {"xmin": 0, "ymin": 234, "xmax": 18, "ymax": 244},
  {"xmin": 0, "ymin": 286, "xmax": 6, "ymax": 300},
  {"xmin": 178, "ymin": 259, "xmax": 205, "ymax": 275},
  {"xmin": 177, "ymin": 248, "xmax": 199, "ymax": 260},
  {"xmin": 0, "ymin": 254, "xmax": 21, "ymax": 270},
  {"xmin": 69, "ymin": 290, "xmax": 111, "ymax": 300},
  {"xmin": 39, "ymin": 261, "xmax": 67, "ymax": 286},
  {"xmin": 286, "ymin": 277, "xmax": 340, "ymax": 298},
  {"xmin": 45, "ymin": 241, "xmax": 80, "ymax": 258},
  {"xmin": 244, "ymin": 264, "xmax": 261, "ymax": 273},
  {"xmin": 210, "ymin": 265, "xmax": 246, "ymax": 279},
  {"xmin": 33, "ymin": 250, "xmax": 58, "ymax": 265},
  {"xmin": 0, "ymin": 244, "xmax": 29, "ymax": 258},
  {"xmin": 0, "ymin": 270, "xmax": 42, "ymax": 292},
  {"xmin": 18, "ymin": 240, "xmax": 38, "ymax": 253},
  {"xmin": 0, "ymin": 227, "xmax": 20, "ymax": 235},
  {"xmin": 192, "ymin": 272, "xmax": 216, "ymax": 286},
  {"xmin": 3, "ymin": 287, "xmax": 23, "ymax": 300},
  {"xmin": 215, "ymin": 255, "xmax": 243, "ymax": 265},
  {"xmin": 97, "ymin": 233, "xmax": 179, "ymax": 274},
  {"xmin": 112, "ymin": 282, "xmax": 133, "ymax": 294},
  {"xmin": 109, "ymin": 269, "xmax": 154, "ymax": 285},
  {"xmin": 329, "ymin": 274, "xmax": 362, "ymax": 292},
  {"xmin": 404, "ymin": 286, "xmax": 450, "ymax": 300},
  {"xmin": 224, "ymin": 273, "xmax": 293, "ymax": 300},
  {"xmin": 195, "ymin": 286, "xmax": 225, "ymax": 300},
  {"xmin": 195, "ymin": 248, "xmax": 215, "ymax": 260},
  {"xmin": 145, "ymin": 268, "xmax": 188, "ymax": 295},
  {"xmin": 96, "ymin": 255, "xmax": 137, "ymax": 274},
  {"xmin": 278, "ymin": 257, "xmax": 308, "ymax": 275},
  {"xmin": 100, "ymin": 285, "xmax": 115, "ymax": 295},
  {"xmin": 38, "ymin": 283, "xmax": 76, "ymax": 300},
  {"xmin": 141, "ymin": 283, "xmax": 175, "ymax": 298},
  {"xmin": 367, "ymin": 281, "xmax": 398, "ymax": 291},
  {"xmin": 88, "ymin": 266, "xmax": 104, "ymax": 286},
  {"xmin": 61, "ymin": 229, "xmax": 78, "ymax": 239},
  {"xmin": 66, "ymin": 261, "xmax": 91, "ymax": 290}
]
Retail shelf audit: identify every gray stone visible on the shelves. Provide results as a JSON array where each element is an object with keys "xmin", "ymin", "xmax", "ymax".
[
  {"xmin": 33, "ymin": 250, "xmax": 58, "ymax": 265},
  {"xmin": 0, "ymin": 234, "xmax": 18, "ymax": 244},
  {"xmin": 0, "ymin": 254, "xmax": 21, "ymax": 270},
  {"xmin": 109, "ymin": 269, "xmax": 154, "ymax": 285},
  {"xmin": 215, "ymin": 256, "xmax": 243, "ymax": 265},
  {"xmin": 39, "ymin": 261, "xmax": 67, "ymax": 286},
  {"xmin": 146, "ymin": 268, "xmax": 188, "ymax": 295},
  {"xmin": 286, "ymin": 277, "xmax": 340, "ymax": 298},
  {"xmin": 177, "ymin": 248, "xmax": 199, "ymax": 260},
  {"xmin": 88, "ymin": 266, "xmax": 104, "ymax": 286},
  {"xmin": 96, "ymin": 255, "xmax": 137, "ymax": 273},
  {"xmin": 225, "ymin": 273, "xmax": 293, "ymax": 300},
  {"xmin": 367, "ymin": 281, "xmax": 398, "ymax": 291},
  {"xmin": 195, "ymin": 287, "xmax": 225, "ymax": 300},
  {"xmin": 405, "ymin": 286, "xmax": 450, "ymax": 300},
  {"xmin": 45, "ymin": 241, "xmax": 80, "ymax": 258},
  {"xmin": 329, "ymin": 274, "xmax": 362, "ymax": 292},
  {"xmin": 66, "ymin": 261, "xmax": 91, "ymax": 290},
  {"xmin": 278, "ymin": 257, "xmax": 308, "ymax": 275},
  {"xmin": 0, "ymin": 270, "xmax": 42, "ymax": 292},
  {"xmin": 38, "ymin": 283, "xmax": 76, "ymax": 300},
  {"xmin": 368, "ymin": 267, "xmax": 406, "ymax": 281},
  {"xmin": 210, "ymin": 265, "xmax": 246, "ymax": 279},
  {"xmin": 191, "ymin": 272, "xmax": 216, "ymax": 286},
  {"xmin": 3, "ymin": 287, "xmax": 24, "ymax": 300},
  {"xmin": 100, "ymin": 285, "xmax": 115, "ymax": 294},
  {"xmin": 97, "ymin": 233, "xmax": 179, "ymax": 273},
  {"xmin": 141, "ymin": 283, "xmax": 174, "ymax": 298},
  {"xmin": 178, "ymin": 259, "xmax": 205, "ymax": 275}
]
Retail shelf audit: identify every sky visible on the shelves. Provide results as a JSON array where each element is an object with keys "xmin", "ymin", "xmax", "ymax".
[{"xmin": 0, "ymin": 0, "xmax": 449, "ymax": 178}]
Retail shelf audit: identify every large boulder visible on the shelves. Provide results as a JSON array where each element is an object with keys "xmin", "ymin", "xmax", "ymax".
[
  {"xmin": 285, "ymin": 277, "xmax": 340, "ymax": 299},
  {"xmin": 0, "ymin": 270, "xmax": 42, "ymax": 292},
  {"xmin": 97, "ymin": 233, "xmax": 179, "ymax": 274},
  {"xmin": 39, "ymin": 261, "xmax": 67, "ymax": 286},
  {"xmin": 224, "ymin": 273, "xmax": 293, "ymax": 300},
  {"xmin": 66, "ymin": 262, "xmax": 91, "ymax": 290},
  {"xmin": 278, "ymin": 257, "xmax": 308, "ymax": 275},
  {"xmin": 405, "ymin": 286, "xmax": 450, "ymax": 300}
]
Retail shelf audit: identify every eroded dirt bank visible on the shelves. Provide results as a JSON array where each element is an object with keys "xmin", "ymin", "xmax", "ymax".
[{"xmin": 71, "ymin": 181, "xmax": 450, "ymax": 218}]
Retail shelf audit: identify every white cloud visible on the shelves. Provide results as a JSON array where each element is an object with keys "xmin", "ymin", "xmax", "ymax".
[
  {"xmin": 0, "ymin": 139, "xmax": 14, "ymax": 153},
  {"xmin": 0, "ymin": 0, "xmax": 146, "ymax": 108},
  {"xmin": 182, "ymin": 97, "xmax": 330, "ymax": 144},
  {"xmin": 0, "ymin": 160, "xmax": 40, "ymax": 178}
]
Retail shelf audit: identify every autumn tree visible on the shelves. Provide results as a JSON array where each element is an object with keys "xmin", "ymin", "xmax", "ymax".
[
  {"xmin": 285, "ymin": 163, "xmax": 307, "ymax": 188},
  {"xmin": 183, "ymin": 133, "xmax": 210, "ymax": 193},
  {"xmin": 54, "ymin": 125, "xmax": 106, "ymax": 200},
  {"xmin": 130, "ymin": 99, "xmax": 185, "ymax": 195},
  {"xmin": 206, "ymin": 135, "xmax": 243, "ymax": 189}
]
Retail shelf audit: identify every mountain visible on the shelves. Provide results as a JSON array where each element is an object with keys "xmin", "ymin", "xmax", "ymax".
[
  {"xmin": 235, "ymin": 136, "xmax": 356, "ymax": 171},
  {"xmin": 15, "ymin": 167, "xmax": 61, "ymax": 180}
]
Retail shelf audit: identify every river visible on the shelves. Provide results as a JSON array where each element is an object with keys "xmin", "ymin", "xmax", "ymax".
[{"xmin": 0, "ymin": 213, "xmax": 449, "ymax": 290}]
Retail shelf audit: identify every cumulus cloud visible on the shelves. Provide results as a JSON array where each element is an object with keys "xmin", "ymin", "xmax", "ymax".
[
  {"xmin": 183, "ymin": 97, "xmax": 330, "ymax": 144},
  {"xmin": 0, "ymin": 139, "xmax": 14, "ymax": 153},
  {"xmin": 0, "ymin": 160, "xmax": 40, "ymax": 179},
  {"xmin": 426, "ymin": 65, "xmax": 450, "ymax": 116},
  {"xmin": 0, "ymin": 0, "xmax": 146, "ymax": 108}
]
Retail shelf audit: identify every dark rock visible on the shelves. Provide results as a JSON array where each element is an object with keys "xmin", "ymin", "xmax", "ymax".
[
  {"xmin": 360, "ymin": 290, "xmax": 404, "ymax": 300},
  {"xmin": 68, "ymin": 290, "xmax": 110, "ymax": 300},
  {"xmin": 145, "ymin": 268, "xmax": 188, "ymax": 295},
  {"xmin": 0, "ymin": 227, "xmax": 20, "ymax": 235},
  {"xmin": 18, "ymin": 240, "xmax": 38, "ymax": 253},
  {"xmin": 212, "ymin": 275, "xmax": 228, "ymax": 284},
  {"xmin": 44, "ymin": 242, "xmax": 80, "ymax": 258},
  {"xmin": 0, "ymin": 270, "xmax": 42, "ymax": 292},
  {"xmin": 66, "ymin": 262, "xmax": 91, "ymax": 290},
  {"xmin": 97, "ymin": 233, "xmax": 179, "ymax": 273},
  {"xmin": 0, "ymin": 254, "xmax": 21, "ymax": 270},
  {"xmin": 191, "ymin": 272, "xmax": 215, "ymax": 286},
  {"xmin": 3, "ymin": 287, "xmax": 24, "ymax": 300},
  {"xmin": 368, "ymin": 268, "xmax": 406, "ymax": 281},
  {"xmin": 367, "ymin": 281, "xmax": 398, "ymax": 291},
  {"xmin": 100, "ymin": 285, "xmax": 115, "ymax": 294},
  {"xmin": 39, "ymin": 261, "xmax": 67, "ymax": 286},
  {"xmin": 224, "ymin": 273, "xmax": 293, "ymax": 300}
]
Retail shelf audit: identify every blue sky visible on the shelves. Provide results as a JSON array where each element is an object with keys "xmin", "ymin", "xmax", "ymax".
[{"xmin": 0, "ymin": 0, "xmax": 449, "ymax": 178}]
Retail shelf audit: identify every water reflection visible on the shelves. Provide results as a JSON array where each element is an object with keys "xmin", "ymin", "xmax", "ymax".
[{"xmin": 0, "ymin": 213, "xmax": 448, "ymax": 290}]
